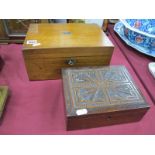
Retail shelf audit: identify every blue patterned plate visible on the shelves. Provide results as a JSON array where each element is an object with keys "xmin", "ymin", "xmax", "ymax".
[{"xmin": 114, "ymin": 22, "xmax": 155, "ymax": 57}]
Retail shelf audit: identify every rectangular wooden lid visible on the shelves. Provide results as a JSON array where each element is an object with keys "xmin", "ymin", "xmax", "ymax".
[
  {"xmin": 62, "ymin": 66, "xmax": 150, "ymax": 117},
  {"xmin": 23, "ymin": 23, "xmax": 113, "ymax": 50}
]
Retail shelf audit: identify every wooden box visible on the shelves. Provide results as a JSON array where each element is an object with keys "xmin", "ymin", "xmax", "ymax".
[
  {"xmin": 23, "ymin": 23, "xmax": 114, "ymax": 80},
  {"xmin": 62, "ymin": 66, "xmax": 150, "ymax": 130}
]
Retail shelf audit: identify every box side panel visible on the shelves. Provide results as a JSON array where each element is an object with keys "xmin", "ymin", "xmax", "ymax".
[
  {"xmin": 23, "ymin": 47, "xmax": 114, "ymax": 80},
  {"xmin": 67, "ymin": 107, "xmax": 149, "ymax": 130}
]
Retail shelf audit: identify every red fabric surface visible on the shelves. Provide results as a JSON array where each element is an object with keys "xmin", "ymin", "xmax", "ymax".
[{"xmin": 0, "ymin": 34, "xmax": 155, "ymax": 134}]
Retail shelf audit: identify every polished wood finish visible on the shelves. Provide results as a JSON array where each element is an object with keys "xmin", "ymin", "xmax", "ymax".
[
  {"xmin": 0, "ymin": 86, "xmax": 9, "ymax": 118},
  {"xmin": 23, "ymin": 23, "xmax": 113, "ymax": 49},
  {"xmin": 23, "ymin": 23, "xmax": 114, "ymax": 80},
  {"xmin": 67, "ymin": 108, "xmax": 149, "ymax": 130},
  {"xmin": 62, "ymin": 66, "xmax": 150, "ymax": 130}
]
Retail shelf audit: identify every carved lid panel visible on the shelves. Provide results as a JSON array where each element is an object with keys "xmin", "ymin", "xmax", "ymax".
[{"xmin": 62, "ymin": 66, "xmax": 149, "ymax": 116}]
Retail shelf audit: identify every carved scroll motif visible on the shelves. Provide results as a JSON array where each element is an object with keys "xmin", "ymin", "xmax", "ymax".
[{"xmin": 68, "ymin": 67, "xmax": 142, "ymax": 109}]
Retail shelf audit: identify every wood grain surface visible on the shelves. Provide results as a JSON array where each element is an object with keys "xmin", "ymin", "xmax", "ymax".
[
  {"xmin": 23, "ymin": 23, "xmax": 114, "ymax": 80},
  {"xmin": 23, "ymin": 23, "xmax": 113, "ymax": 49}
]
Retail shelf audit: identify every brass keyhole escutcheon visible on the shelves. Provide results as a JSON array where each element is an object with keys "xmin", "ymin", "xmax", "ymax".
[{"xmin": 66, "ymin": 58, "xmax": 76, "ymax": 66}]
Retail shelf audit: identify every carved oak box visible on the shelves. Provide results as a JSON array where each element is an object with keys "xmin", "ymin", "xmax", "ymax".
[
  {"xmin": 62, "ymin": 66, "xmax": 150, "ymax": 130},
  {"xmin": 23, "ymin": 23, "xmax": 114, "ymax": 80}
]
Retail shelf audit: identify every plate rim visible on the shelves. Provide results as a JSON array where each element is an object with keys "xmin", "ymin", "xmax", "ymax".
[{"xmin": 114, "ymin": 22, "xmax": 155, "ymax": 58}]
